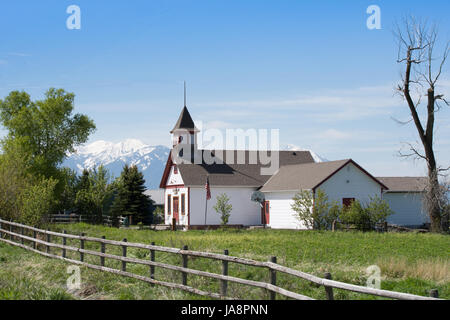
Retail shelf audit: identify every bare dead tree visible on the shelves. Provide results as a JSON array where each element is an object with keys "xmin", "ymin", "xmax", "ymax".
[{"xmin": 394, "ymin": 17, "xmax": 450, "ymax": 233}]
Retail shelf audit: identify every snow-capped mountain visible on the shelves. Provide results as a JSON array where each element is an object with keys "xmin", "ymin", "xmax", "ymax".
[
  {"xmin": 63, "ymin": 139, "xmax": 170, "ymax": 189},
  {"xmin": 63, "ymin": 139, "xmax": 327, "ymax": 189},
  {"xmin": 282, "ymin": 144, "xmax": 328, "ymax": 163}
]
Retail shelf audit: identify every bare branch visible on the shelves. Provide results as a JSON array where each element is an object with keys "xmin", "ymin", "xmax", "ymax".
[
  {"xmin": 390, "ymin": 116, "xmax": 413, "ymax": 126},
  {"xmin": 398, "ymin": 142, "xmax": 427, "ymax": 161}
]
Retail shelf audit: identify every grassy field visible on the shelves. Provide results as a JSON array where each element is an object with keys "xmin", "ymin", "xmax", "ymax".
[{"xmin": 0, "ymin": 223, "xmax": 449, "ymax": 300}]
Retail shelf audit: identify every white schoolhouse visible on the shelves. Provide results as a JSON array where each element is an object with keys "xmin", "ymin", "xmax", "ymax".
[{"xmin": 160, "ymin": 107, "xmax": 429, "ymax": 230}]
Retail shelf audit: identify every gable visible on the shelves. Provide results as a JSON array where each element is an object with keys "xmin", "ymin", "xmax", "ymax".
[
  {"xmin": 318, "ymin": 162, "xmax": 383, "ymax": 194},
  {"xmin": 167, "ymin": 165, "xmax": 184, "ymax": 186}
]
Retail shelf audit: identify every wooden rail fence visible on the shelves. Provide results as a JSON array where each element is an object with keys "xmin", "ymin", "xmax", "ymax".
[
  {"xmin": 47, "ymin": 214, "xmax": 126, "ymax": 226},
  {"xmin": 0, "ymin": 218, "xmax": 442, "ymax": 300}
]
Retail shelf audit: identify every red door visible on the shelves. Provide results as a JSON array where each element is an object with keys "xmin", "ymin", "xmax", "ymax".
[
  {"xmin": 262, "ymin": 201, "xmax": 270, "ymax": 225},
  {"xmin": 173, "ymin": 196, "xmax": 179, "ymax": 222}
]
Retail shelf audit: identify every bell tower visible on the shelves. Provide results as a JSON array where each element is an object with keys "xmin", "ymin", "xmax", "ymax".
[{"xmin": 170, "ymin": 106, "xmax": 199, "ymax": 148}]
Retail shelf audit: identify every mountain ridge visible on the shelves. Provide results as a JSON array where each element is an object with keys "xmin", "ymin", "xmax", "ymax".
[{"xmin": 63, "ymin": 140, "xmax": 327, "ymax": 189}]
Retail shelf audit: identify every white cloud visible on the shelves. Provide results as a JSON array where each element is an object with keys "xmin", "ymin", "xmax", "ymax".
[
  {"xmin": 317, "ymin": 129, "xmax": 352, "ymax": 140},
  {"xmin": 7, "ymin": 52, "xmax": 31, "ymax": 57},
  {"xmin": 193, "ymin": 83, "xmax": 404, "ymax": 123}
]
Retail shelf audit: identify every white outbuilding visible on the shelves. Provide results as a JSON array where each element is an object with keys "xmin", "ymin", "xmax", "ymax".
[
  {"xmin": 377, "ymin": 177, "xmax": 429, "ymax": 228},
  {"xmin": 260, "ymin": 159, "xmax": 388, "ymax": 229}
]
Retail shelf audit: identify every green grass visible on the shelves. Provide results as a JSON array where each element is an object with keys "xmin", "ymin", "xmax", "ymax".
[{"xmin": 0, "ymin": 224, "xmax": 448, "ymax": 300}]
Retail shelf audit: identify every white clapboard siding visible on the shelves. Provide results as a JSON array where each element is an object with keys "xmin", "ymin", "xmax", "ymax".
[
  {"xmin": 319, "ymin": 162, "xmax": 382, "ymax": 206},
  {"xmin": 384, "ymin": 192, "xmax": 429, "ymax": 227},
  {"xmin": 265, "ymin": 192, "xmax": 307, "ymax": 229},
  {"xmin": 189, "ymin": 187, "xmax": 261, "ymax": 226}
]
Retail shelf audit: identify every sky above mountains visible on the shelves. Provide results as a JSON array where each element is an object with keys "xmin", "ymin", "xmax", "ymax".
[{"xmin": 1, "ymin": 0, "xmax": 450, "ymax": 177}]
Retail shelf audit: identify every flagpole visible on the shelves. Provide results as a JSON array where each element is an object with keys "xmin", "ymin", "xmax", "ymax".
[
  {"xmin": 204, "ymin": 175, "xmax": 210, "ymax": 225},
  {"xmin": 204, "ymin": 192, "xmax": 208, "ymax": 225}
]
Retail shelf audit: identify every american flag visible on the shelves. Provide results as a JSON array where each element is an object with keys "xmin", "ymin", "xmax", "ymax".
[{"xmin": 205, "ymin": 176, "xmax": 211, "ymax": 200}]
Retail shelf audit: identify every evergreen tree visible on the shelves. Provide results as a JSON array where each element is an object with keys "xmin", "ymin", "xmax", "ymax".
[{"xmin": 112, "ymin": 165, "xmax": 153, "ymax": 225}]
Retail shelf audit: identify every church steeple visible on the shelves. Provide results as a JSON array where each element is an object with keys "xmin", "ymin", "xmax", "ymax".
[
  {"xmin": 170, "ymin": 106, "xmax": 198, "ymax": 134},
  {"xmin": 171, "ymin": 106, "xmax": 199, "ymax": 150}
]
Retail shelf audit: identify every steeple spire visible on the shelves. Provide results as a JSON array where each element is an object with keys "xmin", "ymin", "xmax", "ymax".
[{"xmin": 184, "ymin": 81, "xmax": 187, "ymax": 107}]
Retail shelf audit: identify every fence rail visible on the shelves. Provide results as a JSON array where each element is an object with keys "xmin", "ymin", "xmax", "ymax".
[
  {"xmin": 0, "ymin": 218, "xmax": 441, "ymax": 300},
  {"xmin": 47, "ymin": 214, "xmax": 126, "ymax": 226}
]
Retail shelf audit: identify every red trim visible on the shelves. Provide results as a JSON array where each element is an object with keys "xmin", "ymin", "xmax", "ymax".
[
  {"xmin": 165, "ymin": 184, "xmax": 185, "ymax": 189},
  {"xmin": 166, "ymin": 194, "xmax": 172, "ymax": 221},
  {"xmin": 159, "ymin": 150, "xmax": 173, "ymax": 188},
  {"xmin": 312, "ymin": 159, "xmax": 389, "ymax": 192},
  {"xmin": 187, "ymin": 187, "xmax": 190, "ymax": 228},
  {"xmin": 181, "ymin": 193, "xmax": 186, "ymax": 215}
]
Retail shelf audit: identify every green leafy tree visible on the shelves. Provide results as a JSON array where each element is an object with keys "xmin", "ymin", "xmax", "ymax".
[
  {"xmin": 291, "ymin": 189, "xmax": 339, "ymax": 230},
  {"xmin": 75, "ymin": 166, "xmax": 114, "ymax": 223},
  {"xmin": 0, "ymin": 88, "xmax": 95, "ymax": 192},
  {"xmin": 213, "ymin": 193, "xmax": 232, "ymax": 225},
  {"xmin": 0, "ymin": 151, "xmax": 57, "ymax": 226},
  {"xmin": 19, "ymin": 178, "xmax": 58, "ymax": 226}
]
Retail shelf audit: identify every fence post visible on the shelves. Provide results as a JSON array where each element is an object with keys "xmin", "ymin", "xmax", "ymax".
[
  {"xmin": 100, "ymin": 236, "xmax": 106, "ymax": 267},
  {"xmin": 181, "ymin": 245, "xmax": 188, "ymax": 285},
  {"xmin": 0, "ymin": 220, "xmax": 2, "ymax": 239},
  {"xmin": 46, "ymin": 229, "xmax": 51, "ymax": 254},
  {"xmin": 9, "ymin": 220, "xmax": 12, "ymax": 241},
  {"xmin": 33, "ymin": 229, "xmax": 37, "ymax": 250},
  {"xmin": 150, "ymin": 242, "xmax": 155, "ymax": 285},
  {"xmin": 62, "ymin": 230, "xmax": 67, "ymax": 258},
  {"xmin": 324, "ymin": 272, "xmax": 334, "ymax": 300},
  {"xmin": 21, "ymin": 227, "xmax": 24, "ymax": 245},
  {"xmin": 269, "ymin": 256, "xmax": 277, "ymax": 300},
  {"xmin": 221, "ymin": 249, "xmax": 229, "ymax": 297},
  {"xmin": 122, "ymin": 239, "xmax": 127, "ymax": 272},
  {"xmin": 172, "ymin": 218, "xmax": 177, "ymax": 231},
  {"xmin": 429, "ymin": 289, "xmax": 439, "ymax": 298},
  {"xmin": 80, "ymin": 233, "xmax": 85, "ymax": 262}
]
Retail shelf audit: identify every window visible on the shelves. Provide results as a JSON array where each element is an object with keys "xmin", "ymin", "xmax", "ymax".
[
  {"xmin": 173, "ymin": 165, "xmax": 178, "ymax": 174},
  {"xmin": 342, "ymin": 198, "xmax": 355, "ymax": 208},
  {"xmin": 181, "ymin": 194, "xmax": 185, "ymax": 215},
  {"xmin": 167, "ymin": 195, "xmax": 172, "ymax": 215}
]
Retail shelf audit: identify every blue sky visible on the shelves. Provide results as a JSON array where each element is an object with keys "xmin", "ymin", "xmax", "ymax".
[{"xmin": 1, "ymin": 0, "xmax": 449, "ymax": 176}]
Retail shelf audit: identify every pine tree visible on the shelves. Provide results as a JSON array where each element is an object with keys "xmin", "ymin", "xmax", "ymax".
[{"xmin": 113, "ymin": 164, "xmax": 153, "ymax": 225}]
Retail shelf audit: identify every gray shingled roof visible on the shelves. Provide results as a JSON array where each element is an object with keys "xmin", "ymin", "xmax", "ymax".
[
  {"xmin": 376, "ymin": 177, "xmax": 428, "ymax": 192},
  {"xmin": 177, "ymin": 150, "xmax": 315, "ymax": 187},
  {"xmin": 170, "ymin": 106, "xmax": 198, "ymax": 133},
  {"xmin": 260, "ymin": 159, "xmax": 350, "ymax": 192}
]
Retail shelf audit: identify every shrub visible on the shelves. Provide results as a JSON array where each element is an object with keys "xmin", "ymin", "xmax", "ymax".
[
  {"xmin": 213, "ymin": 193, "xmax": 232, "ymax": 225},
  {"xmin": 152, "ymin": 207, "xmax": 165, "ymax": 224},
  {"xmin": 339, "ymin": 197, "xmax": 393, "ymax": 231},
  {"xmin": 19, "ymin": 178, "xmax": 58, "ymax": 227},
  {"xmin": 291, "ymin": 189, "xmax": 341, "ymax": 230}
]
